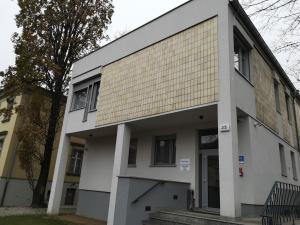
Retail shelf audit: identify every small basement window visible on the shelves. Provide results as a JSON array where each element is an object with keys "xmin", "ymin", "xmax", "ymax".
[
  {"xmin": 64, "ymin": 188, "xmax": 76, "ymax": 206},
  {"xmin": 153, "ymin": 135, "xmax": 176, "ymax": 166},
  {"xmin": 71, "ymin": 88, "xmax": 87, "ymax": 111},
  {"xmin": 234, "ymin": 35, "xmax": 250, "ymax": 80}
]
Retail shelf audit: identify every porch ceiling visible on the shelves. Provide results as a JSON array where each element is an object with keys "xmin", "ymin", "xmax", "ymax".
[{"xmin": 71, "ymin": 103, "xmax": 217, "ymax": 139}]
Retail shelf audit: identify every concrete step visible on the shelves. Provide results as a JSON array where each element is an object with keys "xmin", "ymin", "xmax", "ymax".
[{"xmin": 143, "ymin": 210, "xmax": 261, "ymax": 225}]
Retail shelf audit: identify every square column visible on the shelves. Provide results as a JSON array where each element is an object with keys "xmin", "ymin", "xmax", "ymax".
[
  {"xmin": 107, "ymin": 124, "xmax": 131, "ymax": 225},
  {"xmin": 47, "ymin": 84, "xmax": 74, "ymax": 215},
  {"xmin": 217, "ymin": 7, "xmax": 241, "ymax": 217},
  {"xmin": 47, "ymin": 134, "xmax": 70, "ymax": 214}
]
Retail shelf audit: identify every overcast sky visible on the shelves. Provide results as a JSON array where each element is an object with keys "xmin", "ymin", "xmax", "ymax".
[{"xmin": 0, "ymin": 0, "xmax": 188, "ymax": 71}]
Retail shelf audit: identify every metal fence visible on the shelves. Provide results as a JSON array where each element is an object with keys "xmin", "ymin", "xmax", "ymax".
[{"xmin": 262, "ymin": 181, "xmax": 300, "ymax": 225}]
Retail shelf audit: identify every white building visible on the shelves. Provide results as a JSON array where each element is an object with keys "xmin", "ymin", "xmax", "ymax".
[{"xmin": 47, "ymin": 0, "xmax": 300, "ymax": 225}]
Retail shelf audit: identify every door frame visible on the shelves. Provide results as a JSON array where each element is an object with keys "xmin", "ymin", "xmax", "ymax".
[{"xmin": 199, "ymin": 149, "xmax": 220, "ymax": 212}]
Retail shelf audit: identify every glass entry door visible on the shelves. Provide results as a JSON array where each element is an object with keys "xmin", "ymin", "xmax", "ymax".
[{"xmin": 201, "ymin": 149, "xmax": 220, "ymax": 211}]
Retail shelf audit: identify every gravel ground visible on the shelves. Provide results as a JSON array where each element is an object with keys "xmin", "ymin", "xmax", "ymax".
[{"xmin": 0, "ymin": 207, "xmax": 46, "ymax": 217}]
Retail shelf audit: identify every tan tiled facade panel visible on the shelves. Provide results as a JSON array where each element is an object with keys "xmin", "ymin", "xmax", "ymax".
[
  {"xmin": 251, "ymin": 49, "xmax": 277, "ymax": 132},
  {"xmin": 278, "ymin": 82, "xmax": 291, "ymax": 143},
  {"xmin": 295, "ymin": 101, "xmax": 300, "ymax": 145},
  {"xmin": 252, "ymin": 49, "xmax": 298, "ymax": 147},
  {"xmin": 96, "ymin": 17, "xmax": 218, "ymax": 126}
]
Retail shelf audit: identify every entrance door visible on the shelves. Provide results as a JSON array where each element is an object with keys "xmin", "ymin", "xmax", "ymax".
[{"xmin": 201, "ymin": 149, "xmax": 220, "ymax": 211}]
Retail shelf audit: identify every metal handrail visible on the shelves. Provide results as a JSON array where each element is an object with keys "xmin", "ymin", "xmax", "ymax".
[
  {"xmin": 262, "ymin": 181, "xmax": 300, "ymax": 225},
  {"xmin": 131, "ymin": 181, "xmax": 165, "ymax": 204}
]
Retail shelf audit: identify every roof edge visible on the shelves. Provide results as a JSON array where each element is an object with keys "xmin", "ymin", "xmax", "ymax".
[{"xmin": 229, "ymin": 0, "xmax": 299, "ymax": 99}]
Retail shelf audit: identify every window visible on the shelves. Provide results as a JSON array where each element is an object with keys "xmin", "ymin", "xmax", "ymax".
[
  {"xmin": 274, "ymin": 80, "xmax": 281, "ymax": 113},
  {"xmin": 0, "ymin": 135, "xmax": 5, "ymax": 152},
  {"xmin": 234, "ymin": 35, "xmax": 250, "ymax": 80},
  {"xmin": 89, "ymin": 81, "xmax": 100, "ymax": 111},
  {"xmin": 279, "ymin": 144, "xmax": 287, "ymax": 177},
  {"xmin": 64, "ymin": 188, "xmax": 76, "ymax": 205},
  {"xmin": 68, "ymin": 146, "xmax": 84, "ymax": 176},
  {"xmin": 128, "ymin": 139, "xmax": 138, "ymax": 166},
  {"xmin": 285, "ymin": 93, "xmax": 291, "ymax": 122},
  {"xmin": 153, "ymin": 135, "xmax": 176, "ymax": 166},
  {"xmin": 291, "ymin": 151, "xmax": 297, "ymax": 180},
  {"xmin": 2, "ymin": 97, "xmax": 14, "ymax": 122},
  {"xmin": 199, "ymin": 129, "xmax": 218, "ymax": 150},
  {"xmin": 71, "ymin": 88, "xmax": 87, "ymax": 111}
]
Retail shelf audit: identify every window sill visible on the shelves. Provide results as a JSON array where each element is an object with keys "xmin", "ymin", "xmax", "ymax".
[
  {"xmin": 235, "ymin": 69, "xmax": 254, "ymax": 87},
  {"xmin": 128, "ymin": 164, "xmax": 136, "ymax": 168},
  {"xmin": 69, "ymin": 107, "xmax": 85, "ymax": 113},
  {"xmin": 88, "ymin": 109, "xmax": 97, "ymax": 113},
  {"xmin": 66, "ymin": 173, "xmax": 81, "ymax": 177},
  {"xmin": 149, "ymin": 164, "xmax": 176, "ymax": 168},
  {"xmin": 281, "ymin": 174, "xmax": 288, "ymax": 178}
]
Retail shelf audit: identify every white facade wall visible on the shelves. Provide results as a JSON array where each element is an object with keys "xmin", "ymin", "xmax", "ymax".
[
  {"xmin": 79, "ymin": 137, "xmax": 115, "ymax": 192},
  {"xmin": 79, "ymin": 122, "xmax": 217, "ymax": 204}
]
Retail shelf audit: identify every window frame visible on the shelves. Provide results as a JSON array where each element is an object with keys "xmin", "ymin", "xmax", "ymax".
[
  {"xmin": 285, "ymin": 93, "xmax": 292, "ymax": 123},
  {"xmin": 0, "ymin": 132, "xmax": 7, "ymax": 152},
  {"xmin": 128, "ymin": 138, "xmax": 138, "ymax": 167},
  {"xmin": 279, "ymin": 144, "xmax": 287, "ymax": 177},
  {"xmin": 290, "ymin": 151, "xmax": 298, "ymax": 180},
  {"xmin": 70, "ymin": 75, "xmax": 101, "ymax": 113},
  {"xmin": 152, "ymin": 135, "xmax": 176, "ymax": 167},
  {"xmin": 67, "ymin": 145, "xmax": 84, "ymax": 176},
  {"xmin": 89, "ymin": 81, "xmax": 101, "ymax": 112},
  {"xmin": 234, "ymin": 31, "xmax": 251, "ymax": 81},
  {"xmin": 70, "ymin": 87, "xmax": 88, "ymax": 112},
  {"xmin": 64, "ymin": 188, "xmax": 76, "ymax": 206},
  {"xmin": 274, "ymin": 79, "xmax": 281, "ymax": 113}
]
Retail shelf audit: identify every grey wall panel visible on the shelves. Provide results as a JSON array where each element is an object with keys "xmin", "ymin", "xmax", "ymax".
[
  {"xmin": 113, "ymin": 177, "xmax": 190, "ymax": 225},
  {"xmin": 0, "ymin": 178, "xmax": 78, "ymax": 207},
  {"xmin": 76, "ymin": 189, "xmax": 110, "ymax": 221}
]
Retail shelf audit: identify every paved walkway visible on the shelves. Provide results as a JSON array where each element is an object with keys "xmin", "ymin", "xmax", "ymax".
[
  {"xmin": 0, "ymin": 207, "xmax": 46, "ymax": 217},
  {"xmin": 57, "ymin": 214, "xmax": 107, "ymax": 225}
]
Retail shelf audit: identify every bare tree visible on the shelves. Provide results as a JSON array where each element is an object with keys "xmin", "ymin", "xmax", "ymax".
[{"xmin": 241, "ymin": 0, "xmax": 300, "ymax": 80}]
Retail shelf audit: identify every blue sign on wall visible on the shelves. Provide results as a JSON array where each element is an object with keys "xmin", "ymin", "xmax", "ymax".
[{"xmin": 239, "ymin": 155, "xmax": 245, "ymax": 164}]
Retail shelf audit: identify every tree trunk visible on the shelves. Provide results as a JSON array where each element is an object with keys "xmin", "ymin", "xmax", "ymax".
[{"xmin": 31, "ymin": 84, "xmax": 63, "ymax": 208}]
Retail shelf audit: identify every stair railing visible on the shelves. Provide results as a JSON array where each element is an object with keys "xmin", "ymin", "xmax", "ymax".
[
  {"xmin": 131, "ymin": 181, "xmax": 165, "ymax": 204},
  {"xmin": 262, "ymin": 181, "xmax": 300, "ymax": 225}
]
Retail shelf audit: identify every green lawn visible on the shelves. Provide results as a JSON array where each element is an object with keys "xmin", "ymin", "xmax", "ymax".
[{"xmin": 0, "ymin": 215, "xmax": 76, "ymax": 225}]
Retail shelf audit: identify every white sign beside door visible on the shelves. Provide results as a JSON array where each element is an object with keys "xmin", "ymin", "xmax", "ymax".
[{"xmin": 180, "ymin": 159, "xmax": 190, "ymax": 171}]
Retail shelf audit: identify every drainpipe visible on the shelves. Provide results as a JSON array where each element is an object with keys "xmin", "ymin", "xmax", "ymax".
[{"xmin": 292, "ymin": 96, "xmax": 300, "ymax": 152}]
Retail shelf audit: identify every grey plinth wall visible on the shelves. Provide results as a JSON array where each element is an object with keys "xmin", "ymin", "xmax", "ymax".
[
  {"xmin": 114, "ymin": 177, "xmax": 190, "ymax": 225},
  {"xmin": 76, "ymin": 189, "xmax": 110, "ymax": 221}
]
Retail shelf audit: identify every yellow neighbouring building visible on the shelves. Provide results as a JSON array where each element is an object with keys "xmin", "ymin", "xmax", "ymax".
[{"xmin": 0, "ymin": 89, "xmax": 85, "ymax": 209}]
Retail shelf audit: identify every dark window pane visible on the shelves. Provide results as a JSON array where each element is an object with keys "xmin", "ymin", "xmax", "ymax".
[
  {"xmin": 199, "ymin": 130, "xmax": 218, "ymax": 149},
  {"xmin": 154, "ymin": 136, "xmax": 176, "ymax": 165},
  {"xmin": 90, "ymin": 82, "xmax": 100, "ymax": 111},
  {"xmin": 64, "ymin": 188, "xmax": 76, "ymax": 205},
  {"xmin": 274, "ymin": 80, "xmax": 281, "ymax": 112},
  {"xmin": 68, "ymin": 148, "xmax": 84, "ymax": 175},
  {"xmin": 72, "ymin": 89, "xmax": 87, "ymax": 110},
  {"xmin": 128, "ymin": 139, "xmax": 138, "ymax": 166}
]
